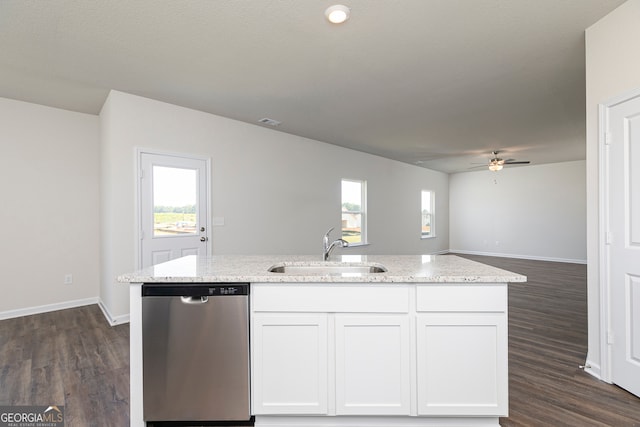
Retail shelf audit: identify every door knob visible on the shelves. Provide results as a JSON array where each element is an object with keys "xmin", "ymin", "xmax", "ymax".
[{"xmin": 200, "ymin": 236, "xmax": 208, "ymax": 242}]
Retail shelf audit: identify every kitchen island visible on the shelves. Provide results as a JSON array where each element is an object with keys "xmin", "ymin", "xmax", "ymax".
[{"xmin": 121, "ymin": 254, "xmax": 526, "ymax": 427}]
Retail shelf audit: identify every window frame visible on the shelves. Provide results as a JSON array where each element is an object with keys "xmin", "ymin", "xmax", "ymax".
[
  {"xmin": 421, "ymin": 190, "xmax": 435, "ymax": 239},
  {"xmin": 341, "ymin": 178, "xmax": 368, "ymax": 246}
]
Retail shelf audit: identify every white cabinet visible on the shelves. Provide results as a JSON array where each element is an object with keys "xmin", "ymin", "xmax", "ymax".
[
  {"xmin": 251, "ymin": 284, "xmax": 411, "ymax": 417},
  {"xmin": 415, "ymin": 285, "xmax": 508, "ymax": 416},
  {"xmin": 335, "ymin": 315, "xmax": 411, "ymax": 415},
  {"xmin": 251, "ymin": 283, "xmax": 508, "ymax": 422},
  {"xmin": 252, "ymin": 313, "xmax": 328, "ymax": 414}
]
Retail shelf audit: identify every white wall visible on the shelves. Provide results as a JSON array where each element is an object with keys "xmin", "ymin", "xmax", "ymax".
[
  {"xmin": 585, "ymin": 0, "xmax": 640, "ymax": 375},
  {"xmin": 449, "ymin": 160, "xmax": 586, "ymax": 263},
  {"xmin": 100, "ymin": 91, "xmax": 449, "ymax": 319},
  {"xmin": 0, "ymin": 97, "xmax": 100, "ymax": 316}
]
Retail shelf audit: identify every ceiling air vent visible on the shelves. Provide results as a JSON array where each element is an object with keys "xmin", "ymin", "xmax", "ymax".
[{"xmin": 258, "ymin": 118, "xmax": 282, "ymax": 126}]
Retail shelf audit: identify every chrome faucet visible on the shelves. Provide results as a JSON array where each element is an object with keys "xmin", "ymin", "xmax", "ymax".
[{"xmin": 323, "ymin": 227, "xmax": 349, "ymax": 261}]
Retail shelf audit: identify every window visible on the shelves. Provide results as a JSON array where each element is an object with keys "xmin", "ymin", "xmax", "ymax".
[
  {"xmin": 421, "ymin": 190, "xmax": 435, "ymax": 238},
  {"xmin": 342, "ymin": 179, "xmax": 366, "ymax": 245},
  {"xmin": 152, "ymin": 165, "xmax": 198, "ymax": 237}
]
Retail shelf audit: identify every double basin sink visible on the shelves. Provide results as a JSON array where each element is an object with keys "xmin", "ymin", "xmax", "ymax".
[{"xmin": 268, "ymin": 262, "xmax": 387, "ymax": 275}]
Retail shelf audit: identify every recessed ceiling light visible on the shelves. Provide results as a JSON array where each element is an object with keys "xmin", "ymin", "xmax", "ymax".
[{"xmin": 325, "ymin": 5, "xmax": 350, "ymax": 24}]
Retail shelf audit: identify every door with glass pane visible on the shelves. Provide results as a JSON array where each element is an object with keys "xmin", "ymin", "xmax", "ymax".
[{"xmin": 139, "ymin": 152, "xmax": 208, "ymax": 268}]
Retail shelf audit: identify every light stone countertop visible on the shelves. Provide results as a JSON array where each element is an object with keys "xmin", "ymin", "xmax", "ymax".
[{"xmin": 118, "ymin": 254, "xmax": 526, "ymax": 284}]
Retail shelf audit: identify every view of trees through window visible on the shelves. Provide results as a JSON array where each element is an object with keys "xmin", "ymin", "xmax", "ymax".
[
  {"xmin": 153, "ymin": 205, "xmax": 197, "ymax": 236},
  {"xmin": 153, "ymin": 166, "xmax": 197, "ymax": 236}
]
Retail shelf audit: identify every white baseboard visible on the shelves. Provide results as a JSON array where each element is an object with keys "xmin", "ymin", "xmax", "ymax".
[
  {"xmin": 431, "ymin": 249, "xmax": 450, "ymax": 255},
  {"xmin": 255, "ymin": 416, "xmax": 500, "ymax": 426},
  {"xmin": 583, "ymin": 359, "xmax": 604, "ymax": 381},
  {"xmin": 448, "ymin": 249, "xmax": 587, "ymax": 265},
  {"xmin": 0, "ymin": 296, "xmax": 130, "ymax": 327},
  {"xmin": 0, "ymin": 297, "xmax": 99, "ymax": 321},
  {"xmin": 98, "ymin": 299, "xmax": 130, "ymax": 326}
]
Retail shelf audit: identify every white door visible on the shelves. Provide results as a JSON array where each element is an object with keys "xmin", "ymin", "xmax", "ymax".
[
  {"xmin": 607, "ymin": 93, "xmax": 640, "ymax": 397},
  {"xmin": 139, "ymin": 152, "xmax": 209, "ymax": 268}
]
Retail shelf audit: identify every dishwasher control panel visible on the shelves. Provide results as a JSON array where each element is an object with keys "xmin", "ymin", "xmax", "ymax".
[
  {"xmin": 142, "ymin": 283, "xmax": 249, "ymax": 297},
  {"xmin": 209, "ymin": 285, "xmax": 246, "ymax": 296}
]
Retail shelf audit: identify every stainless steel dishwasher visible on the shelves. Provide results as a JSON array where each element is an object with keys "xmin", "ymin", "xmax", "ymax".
[{"xmin": 142, "ymin": 283, "xmax": 253, "ymax": 425}]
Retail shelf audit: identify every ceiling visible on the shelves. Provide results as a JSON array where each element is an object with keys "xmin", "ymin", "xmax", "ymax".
[{"xmin": 0, "ymin": 0, "xmax": 626, "ymax": 173}]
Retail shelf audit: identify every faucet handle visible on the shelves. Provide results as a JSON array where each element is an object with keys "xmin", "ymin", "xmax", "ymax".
[{"xmin": 323, "ymin": 228, "xmax": 335, "ymax": 248}]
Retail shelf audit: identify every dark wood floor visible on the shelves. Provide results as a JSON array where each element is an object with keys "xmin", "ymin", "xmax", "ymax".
[
  {"xmin": 458, "ymin": 254, "xmax": 640, "ymax": 427},
  {"xmin": 0, "ymin": 304, "xmax": 130, "ymax": 427},
  {"xmin": 1, "ymin": 256, "xmax": 640, "ymax": 426}
]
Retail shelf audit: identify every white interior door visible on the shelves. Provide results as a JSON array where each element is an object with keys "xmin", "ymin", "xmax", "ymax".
[
  {"xmin": 139, "ymin": 152, "xmax": 209, "ymax": 268},
  {"xmin": 607, "ymin": 94, "xmax": 640, "ymax": 397}
]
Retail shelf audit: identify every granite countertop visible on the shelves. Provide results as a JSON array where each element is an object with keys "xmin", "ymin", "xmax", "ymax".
[{"xmin": 118, "ymin": 254, "xmax": 526, "ymax": 284}]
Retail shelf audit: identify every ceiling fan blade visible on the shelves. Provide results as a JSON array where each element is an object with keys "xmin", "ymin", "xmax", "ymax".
[
  {"xmin": 504, "ymin": 161, "xmax": 530, "ymax": 165},
  {"xmin": 467, "ymin": 165, "xmax": 486, "ymax": 170}
]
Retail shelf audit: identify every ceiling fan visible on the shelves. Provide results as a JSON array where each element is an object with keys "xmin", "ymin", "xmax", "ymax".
[{"xmin": 471, "ymin": 151, "xmax": 531, "ymax": 171}]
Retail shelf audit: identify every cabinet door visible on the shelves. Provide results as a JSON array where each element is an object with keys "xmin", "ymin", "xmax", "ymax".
[
  {"xmin": 416, "ymin": 313, "xmax": 508, "ymax": 416},
  {"xmin": 252, "ymin": 313, "xmax": 328, "ymax": 414},
  {"xmin": 335, "ymin": 315, "xmax": 411, "ymax": 415}
]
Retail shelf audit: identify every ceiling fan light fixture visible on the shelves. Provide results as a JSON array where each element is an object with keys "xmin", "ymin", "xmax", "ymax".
[
  {"xmin": 474, "ymin": 150, "xmax": 529, "ymax": 172},
  {"xmin": 325, "ymin": 4, "xmax": 350, "ymax": 24}
]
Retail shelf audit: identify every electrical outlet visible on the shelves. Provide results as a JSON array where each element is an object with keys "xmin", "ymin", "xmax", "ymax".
[{"xmin": 64, "ymin": 274, "xmax": 73, "ymax": 285}]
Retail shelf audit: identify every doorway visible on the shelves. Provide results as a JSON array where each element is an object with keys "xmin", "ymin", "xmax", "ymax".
[
  {"xmin": 600, "ymin": 89, "xmax": 640, "ymax": 398},
  {"xmin": 138, "ymin": 150, "xmax": 210, "ymax": 268}
]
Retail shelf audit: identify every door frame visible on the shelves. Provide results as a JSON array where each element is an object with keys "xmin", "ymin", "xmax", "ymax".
[
  {"xmin": 597, "ymin": 86, "xmax": 640, "ymax": 384},
  {"xmin": 135, "ymin": 147, "xmax": 212, "ymax": 269}
]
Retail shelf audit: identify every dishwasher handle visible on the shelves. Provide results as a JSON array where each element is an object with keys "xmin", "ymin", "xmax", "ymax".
[{"xmin": 180, "ymin": 295, "xmax": 209, "ymax": 304}]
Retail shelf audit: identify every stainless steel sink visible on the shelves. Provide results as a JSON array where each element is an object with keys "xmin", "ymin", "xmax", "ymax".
[{"xmin": 268, "ymin": 262, "xmax": 387, "ymax": 275}]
